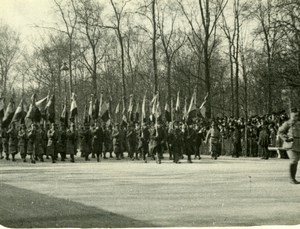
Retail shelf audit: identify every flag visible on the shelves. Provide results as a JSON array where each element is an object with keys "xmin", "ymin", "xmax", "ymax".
[
  {"xmin": 20, "ymin": 100, "xmax": 28, "ymax": 124},
  {"xmin": 83, "ymin": 103, "xmax": 89, "ymax": 124},
  {"xmin": 155, "ymin": 97, "xmax": 162, "ymax": 120},
  {"xmin": 128, "ymin": 94, "xmax": 134, "ymax": 122},
  {"xmin": 135, "ymin": 102, "xmax": 140, "ymax": 122},
  {"xmin": 11, "ymin": 99, "xmax": 25, "ymax": 123},
  {"xmin": 2, "ymin": 98, "xmax": 15, "ymax": 128},
  {"xmin": 101, "ymin": 101, "xmax": 110, "ymax": 122},
  {"xmin": 115, "ymin": 102, "xmax": 120, "ymax": 114},
  {"xmin": 70, "ymin": 93, "xmax": 78, "ymax": 122},
  {"xmin": 175, "ymin": 91, "xmax": 180, "ymax": 112},
  {"xmin": 0, "ymin": 96, "xmax": 4, "ymax": 120},
  {"xmin": 122, "ymin": 113, "xmax": 128, "ymax": 126},
  {"xmin": 150, "ymin": 93, "xmax": 158, "ymax": 122},
  {"xmin": 187, "ymin": 88, "xmax": 197, "ymax": 121},
  {"xmin": 92, "ymin": 98, "xmax": 99, "ymax": 120},
  {"xmin": 200, "ymin": 93, "xmax": 208, "ymax": 118},
  {"xmin": 128, "ymin": 94, "xmax": 133, "ymax": 113},
  {"xmin": 98, "ymin": 92, "xmax": 103, "ymax": 118},
  {"xmin": 60, "ymin": 102, "xmax": 68, "ymax": 127},
  {"xmin": 46, "ymin": 95, "xmax": 55, "ymax": 123},
  {"xmin": 165, "ymin": 102, "xmax": 171, "ymax": 122},
  {"xmin": 26, "ymin": 94, "xmax": 41, "ymax": 123},
  {"xmin": 36, "ymin": 95, "xmax": 48, "ymax": 119},
  {"xmin": 183, "ymin": 97, "xmax": 187, "ymax": 120},
  {"xmin": 142, "ymin": 95, "xmax": 146, "ymax": 122},
  {"xmin": 88, "ymin": 97, "xmax": 93, "ymax": 122}
]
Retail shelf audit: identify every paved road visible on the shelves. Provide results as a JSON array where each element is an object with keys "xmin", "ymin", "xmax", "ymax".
[{"xmin": 0, "ymin": 155, "xmax": 299, "ymax": 227}]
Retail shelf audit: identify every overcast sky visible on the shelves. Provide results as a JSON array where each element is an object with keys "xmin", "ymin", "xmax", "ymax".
[{"xmin": 0, "ymin": 0, "xmax": 56, "ymax": 48}]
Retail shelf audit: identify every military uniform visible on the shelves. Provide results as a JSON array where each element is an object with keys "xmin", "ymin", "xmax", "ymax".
[
  {"xmin": 35, "ymin": 126, "xmax": 45, "ymax": 162},
  {"xmin": 66, "ymin": 126, "xmax": 77, "ymax": 162},
  {"xmin": 27, "ymin": 126, "xmax": 37, "ymax": 164},
  {"xmin": 149, "ymin": 125, "xmax": 164, "ymax": 164},
  {"xmin": 2, "ymin": 128, "xmax": 9, "ymax": 160},
  {"xmin": 79, "ymin": 125, "xmax": 92, "ymax": 161},
  {"xmin": 7, "ymin": 125, "xmax": 18, "ymax": 161},
  {"xmin": 169, "ymin": 126, "xmax": 183, "ymax": 163},
  {"xmin": 57, "ymin": 126, "xmax": 67, "ymax": 161},
  {"xmin": 205, "ymin": 124, "xmax": 221, "ymax": 160},
  {"xmin": 47, "ymin": 126, "xmax": 57, "ymax": 163},
  {"xmin": 112, "ymin": 125, "xmax": 121, "ymax": 160},
  {"xmin": 127, "ymin": 126, "xmax": 137, "ymax": 160},
  {"xmin": 138, "ymin": 125, "xmax": 150, "ymax": 162},
  {"xmin": 18, "ymin": 127, "xmax": 27, "ymax": 162},
  {"xmin": 91, "ymin": 124, "xmax": 104, "ymax": 162},
  {"xmin": 103, "ymin": 126, "xmax": 113, "ymax": 158}
]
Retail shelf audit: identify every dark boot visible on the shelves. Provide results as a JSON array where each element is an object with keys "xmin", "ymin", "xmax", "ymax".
[
  {"xmin": 12, "ymin": 154, "xmax": 16, "ymax": 162},
  {"xmin": 31, "ymin": 155, "xmax": 35, "ymax": 164},
  {"xmin": 85, "ymin": 153, "xmax": 90, "ymax": 161},
  {"xmin": 96, "ymin": 153, "xmax": 100, "ymax": 162},
  {"xmin": 5, "ymin": 153, "xmax": 10, "ymax": 160},
  {"xmin": 51, "ymin": 156, "xmax": 56, "ymax": 163},
  {"xmin": 70, "ymin": 154, "xmax": 75, "ymax": 163},
  {"xmin": 290, "ymin": 163, "xmax": 300, "ymax": 184}
]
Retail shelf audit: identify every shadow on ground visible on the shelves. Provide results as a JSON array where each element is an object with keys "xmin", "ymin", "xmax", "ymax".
[{"xmin": 0, "ymin": 183, "xmax": 156, "ymax": 228}]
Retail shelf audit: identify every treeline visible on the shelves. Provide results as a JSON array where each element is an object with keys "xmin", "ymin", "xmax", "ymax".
[{"xmin": 0, "ymin": 0, "xmax": 300, "ymax": 122}]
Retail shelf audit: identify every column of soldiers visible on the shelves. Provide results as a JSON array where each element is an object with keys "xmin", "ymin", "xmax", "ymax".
[
  {"xmin": 0, "ymin": 110, "xmax": 290, "ymax": 164},
  {"xmin": 0, "ymin": 119, "xmax": 208, "ymax": 164}
]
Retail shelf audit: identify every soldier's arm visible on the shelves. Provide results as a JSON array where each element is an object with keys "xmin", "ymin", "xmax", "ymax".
[{"xmin": 278, "ymin": 121, "xmax": 291, "ymax": 142}]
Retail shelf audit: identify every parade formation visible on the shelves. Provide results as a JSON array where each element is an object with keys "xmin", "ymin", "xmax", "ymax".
[{"xmin": 0, "ymin": 90, "xmax": 291, "ymax": 168}]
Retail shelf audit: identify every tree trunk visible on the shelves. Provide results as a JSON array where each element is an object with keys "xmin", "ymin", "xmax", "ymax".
[
  {"xmin": 167, "ymin": 61, "xmax": 172, "ymax": 111},
  {"xmin": 229, "ymin": 45, "xmax": 235, "ymax": 117},
  {"xmin": 152, "ymin": 0, "xmax": 158, "ymax": 93},
  {"xmin": 234, "ymin": 0, "xmax": 240, "ymax": 118},
  {"xmin": 69, "ymin": 41, "xmax": 73, "ymax": 99},
  {"xmin": 119, "ymin": 31, "xmax": 127, "ymax": 111}
]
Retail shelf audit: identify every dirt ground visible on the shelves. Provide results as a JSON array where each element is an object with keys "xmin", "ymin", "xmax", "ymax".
[{"xmin": 0, "ymin": 154, "xmax": 299, "ymax": 228}]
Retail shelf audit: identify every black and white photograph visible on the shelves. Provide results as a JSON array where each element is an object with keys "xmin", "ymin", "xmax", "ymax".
[{"xmin": 0, "ymin": 0, "xmax": 300, "ymax": 228}]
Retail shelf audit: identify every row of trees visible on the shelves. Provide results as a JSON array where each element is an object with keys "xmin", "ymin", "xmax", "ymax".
[{"xmin": 1, "ymin": 0, "xmax": 300, "ymax": 122}]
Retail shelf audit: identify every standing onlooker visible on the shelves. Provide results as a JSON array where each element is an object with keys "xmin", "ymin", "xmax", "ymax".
[
  {"xmin": 278, "ymin": 108, "xmax": 300, "ymax": 184},
  {"xmin": 205, "ymin": 122, "xmax": 221, "ymax": 160},
  {"xmin": 258, "ymin": 121, "xmax": 270, "ymax": 160}
]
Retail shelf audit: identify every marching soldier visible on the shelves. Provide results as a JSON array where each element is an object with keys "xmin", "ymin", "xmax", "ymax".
[
  {"xmin": 66, "ymin": 123, "xmax": 77, "ymax": 162},
  {"xmin": 138, "ymin": 122, "xmax": 150, "ymax": 163},
  {"xmin": 127, "ymin": 123, "xmax": 137, "ymax": 160},
  {"xmin": 2, "ymin": 127, "xmax": 9, "ymax": 160},
  {"xmin": 103, "ymin": 124, "xmax": 113, "ymax": 159},
  {"xmin": 57, "ymin": 123, "xmax": 67, "ymax": 161},
  {"xmin": 91, "ymin": 122, "xmax": 104, "ymax": 162},
  {"xmin": 81, "ymin": 123, "xmax": 92, "ymax": 161},
  {"xmin": 47, "ymin": 123, "xmax": 57, "ymax": 163},
  {"xmin": 7, "ymin": 123, "xmax": 18, "ymax": 162},
  {"xmin": 149, "ymin": 121, "xmax": 164, "ymax": 164},
  {"xmin": 112, "ymin": 123, "xmax": 121, "ymax": 160},
  {"xmin": 169, "ymin": 121, "xmax": 183, "ymax": 163},
  {"xmin": 35, "ymin": 124, "xmax": 45, "ymax": 162},
  {"xmin": 27, "ymin": 123, "xmax": 37, "ymax": 164},
  {"xmin": 18, "ymin": 124, "xmax": 27, "ymax": 162}
]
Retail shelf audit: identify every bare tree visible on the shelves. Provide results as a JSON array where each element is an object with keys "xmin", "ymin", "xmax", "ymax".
[
  {"xmin": 157, "ymin": 0, "xmax": 186, "ymax": 109},
  {"xmin": 76, "ymin": 0, "xmax": 107, "ymax": 96},
  {"xmin": 0, "ymin": 23, "xmax": 20, "ymax": 96},
  {"xmin": 50, "ymin": 0, "xmax": 78, "ymax": 99},
  {"xmin": 178, "ymin": 0, "xmax": 228, "ymax": 118}
]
